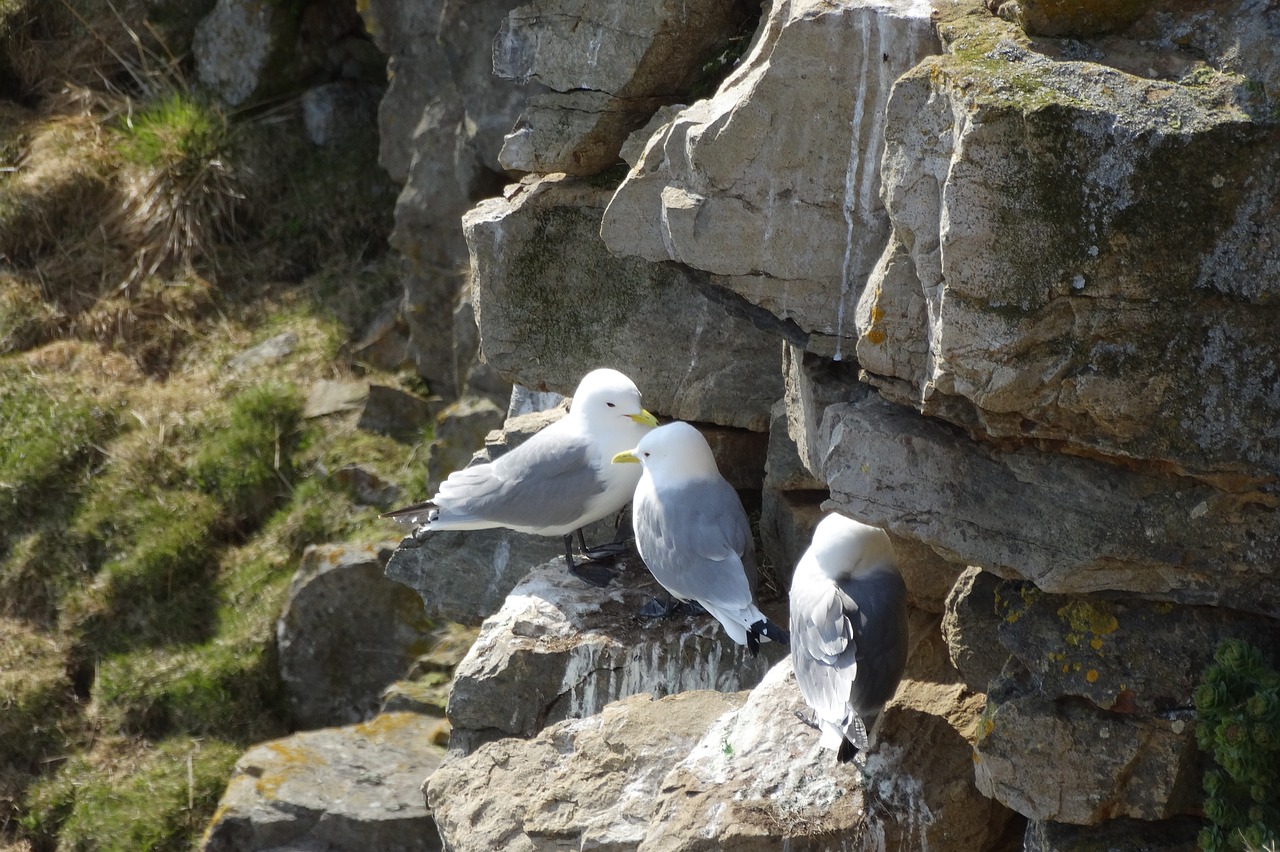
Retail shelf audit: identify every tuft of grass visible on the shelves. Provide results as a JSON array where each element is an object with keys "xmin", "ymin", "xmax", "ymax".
[
  {"xmin": 111, "ymin": 90, "xmax": 244, "ymax": 285},
  {"xmin": 0, "ymin": 619, "xmax": 75, "ymax": 770},
  {"xmin": 21, "ymin": 735, "xmax": 241, "ymax": 852},
  {"xmin": 0, "ymin": 360, "xmax": 119, "ymax": 532},
  {"xmin": 189, "ymin": 382, "xmax": 304, "ymax": 526},
  {"xmin": 0, "ymin": 276, "xmax": 62, "ymax": 355},
  {"xmin": 66, "ymin": 490, "xmax": 223, "ymax": 654}
]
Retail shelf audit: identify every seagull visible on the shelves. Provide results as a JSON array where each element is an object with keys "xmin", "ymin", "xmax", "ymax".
[
  {"xmin": 612, "ymin": 421, "xmax": 789, "ymax": 655},
  {"xmin": 382, "ymin": 368, "xmax": 658, "ymax": 587},
  {"xmin": 790, "ymin": 512, "xmax": 909, "ymax": 763}
]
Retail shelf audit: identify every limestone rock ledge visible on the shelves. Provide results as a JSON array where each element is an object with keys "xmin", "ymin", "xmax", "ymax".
[
  {"xmin": 430, "ymin": 618, "xmax": 1011, "ymax": 851},
  {"xmin": 465, "ymin": 174, "xmax": 785, "ymax": 431},
  {"xmin": 203, "ymin": 712, "xmax": 445, "ymax": 852},
  {"xmin": 444, "ymin": 558, "xmax": 787, "ymax": 753}
]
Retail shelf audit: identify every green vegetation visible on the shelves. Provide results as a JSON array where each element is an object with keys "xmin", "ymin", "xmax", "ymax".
[
  {"xmin": 1195, "ymin": 639, "xmax": 1280, "ymax": 852},
  {"xmin": 23, "ymin": 737, "xmax": 241, "ymax": 852},
  {"xmin": 0, "ymin": 3, "xmax": 429, "ymax": 848}
]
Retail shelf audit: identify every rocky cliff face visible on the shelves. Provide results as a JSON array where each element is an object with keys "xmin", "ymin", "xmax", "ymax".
[{"xmin": 202, "ymin": 0, "xmax": 1280, "ymax": 848}]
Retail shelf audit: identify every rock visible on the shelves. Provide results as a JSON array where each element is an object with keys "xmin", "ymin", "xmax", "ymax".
[
  {"xmin": 946, "ymin": 577, "xmax": 1275, "ymax": 825},
  {"xmin": 384, "ymin": 526, "xmax": 590, "ymax": 627},
  {"xmin": 493, "ymin": 0, "xmax": 756, "ymax": 174},
  {"xmin": 465, "ymin": 175, "xmax": 783, "ymax": 431},
  {"xmin": 871, "ymin": 618, "xmax": 1018, "ymax": 851},
  {"xmin": 304, "ymin": 379, "xmax": 368, "ymax": 418},
  {"xmin": 359, "ymin": 0, "xmax": 538, "ymax": 398},
  {"xmin": 194, "ymin": 0, "xmax": 359, "ymax": 107},
  {"xmin": 201, "ymin": 712, "xmax": 444, "ymax": 852},
  {"xmin": 445, "ymin": 559, "xmax": 786, "ymax": 752},
  {"xmin": 645, "ymin": 644, "xmax": 1011, "ymax": 851},
  {"xmin": 861, "ymin": 12, "xmax": 1280, "ymax": 483},
  {"xmin": 972, "ymin": 693, "xmax": 1202, "ymax": 824},
  {"xmin": 498, "ymin": 90, "xmax": 668, "ymax": 175},
  {"xmin": 1123, "ymin": 1, "xmax": 1280, "ymax": 105},
  {"xmin": 424, "ymin": 395, "xmax": 507, "ymax": 492},
  {"xmin": 331, "ymin": 464, "xmax": 402, "ymax": 508},
  {"xmin": 301, "ymin": 81, "xmax": 383, "ymax": 146},
  {"xmin": 357, "ymin": 385, "xmax": 437, "ymax": 440},
  {"xmin": 276, "ymin": 544, "xmax": 435, "ymax": 729},
  {"xmin": 1016, "ymin": 0, "xmax": 1152, "ymax": 37},
  {"xmin": 352, "ymin": 298, "xmax": 413, "ymax": 373},
  {"xmin": 618, "ymin": 104, "xmax": 685, "ymax": 167},
  {"xmin": 194, "ymin": 0, "xmax": 285, "ymax": 107},
  {"xmin": 426, "ymin": 691, "xmax": 746, "ymax": 850},
  {"xmin": 229, "ymin": 331, "xmax": 297, "ymax": 372},
  {"xmin": 764, "ymin": 400, "xmax": 824, "ymax": 494},
  {"xmin": 1023, "ymin": 816, "xmax": 1202, "ymax": 852},
  {"xmin": 758, "ymin": 487, "xmax": 824, "ymax": 592},
  {"xmin": 695, "ymin": 422, "xmax": 768, "ymax": 492},
  {"xmin": 601, "ymin": 0, "xmax": 941, "ymax": 357},
  {"xmin": 942, "ymin": 567, "xmax": 1011, "ymax": 696},
  {"xmin": 818, "ymin": 391, "xmax": 1280, "ymax": 619},
  {"xmin": 889, "ymin": 531, "xmax": 965, "ymax": 615},
  {"xmin": 988, "ymin": 582, "xmax": 1280, "ymax": 714},
  {"xmin": 631, "ymin": 660, "xmax": 869, "ymax": 851},
  {"xmin": 782, "ymin": 343, "xmax": 865, "ymax": 478}
]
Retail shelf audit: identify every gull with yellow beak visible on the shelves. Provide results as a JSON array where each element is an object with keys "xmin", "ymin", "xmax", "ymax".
[
  {"xmin": 790, "ymin": 512, "xmax": 908, "ymax": 763},
  {"xmin": 613, "ymin": 421, "xmax": 789, "ymax": 655},
  {"xmin": 384, "ymin": 368, "xmax": 659, "ymax": 587}
]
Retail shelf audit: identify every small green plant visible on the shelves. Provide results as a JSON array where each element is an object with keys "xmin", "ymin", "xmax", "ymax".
[
  {"xmin": 112, "ymin": 89, "xmax": 243, "ymax": 283},
  {"xmin": 189, "ymin": 381, "xmax": 304, "ymax": 525},
  {"xmin": 1194, "ymin": 638, "xmax": 1280, "ymax": 852}
]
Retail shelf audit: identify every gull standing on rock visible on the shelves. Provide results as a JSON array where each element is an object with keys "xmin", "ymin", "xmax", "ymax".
[
  {"xmin": 790, "ymin": 512, "xmax": 909, "ymax": 763},
  {"xmin": 612, "ymin": 421, "xmax": 789, "ymax": 655},
  {"xmin": 382, "ymin": 368, "xmax": 659, "ymax": 587}
]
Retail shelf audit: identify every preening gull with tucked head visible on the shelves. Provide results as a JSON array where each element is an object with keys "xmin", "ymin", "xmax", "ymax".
[
  {"xmin": 790, "ymin": 512, "xmax": 908, "ymax": 763},
  {"xmin": 383, "ymin": 368, "xmax": 658, "ymax": 587},
  {"xmin": 612, "ymin": 421, "xmax": 789, "ymax": 655}
]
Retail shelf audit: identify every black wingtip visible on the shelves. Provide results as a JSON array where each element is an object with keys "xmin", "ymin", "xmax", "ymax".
[
  {"xmin": 380, "ymin": 500, "xmax": 436, "ymax": 521},
  {"xmin": 836, "ymin": 737, "xmax": 858, "ymax": 764},
  {"xmin": 748, "ymin": 618, "xmax": 790, "ymax": 649},
  {"xmin": 746, "ymin": 629, "xmax": 761, "ymax": 657}
]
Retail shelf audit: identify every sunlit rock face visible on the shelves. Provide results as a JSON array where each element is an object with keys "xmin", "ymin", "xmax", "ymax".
[
  {"xmin": 859, "ymin": 14, "xmax": 1280, "ymax": 484},
  {"xmin": 464, "ymin": 174, "xmax": 784, "ymax": 431},
  {"xmin": 493, "ymin": 0, "xmax": 758, "ymax": 175},
  {"xmin": 602, "ymin": 0, "xmax": 940, "ymax": 359},
  {"xmin": 444, "ymin": 559, "xmax": 785, "ymax": 754}
]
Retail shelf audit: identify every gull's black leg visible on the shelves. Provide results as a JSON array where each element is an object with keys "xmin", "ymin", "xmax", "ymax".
[
  {"xmin": 581, "ymin": 509, "xmax": 632, "ymax": 561},
  {"xmin": 565, "ymin": 533, "xmax": 614, "ymax": 588}
]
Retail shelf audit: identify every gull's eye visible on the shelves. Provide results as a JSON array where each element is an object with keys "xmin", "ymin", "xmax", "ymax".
[
  {"xmin": 606, "ymin": 402, "xmax": 616, "ymax": 408},
  {"xmin": 643, "ymin": 452, "xmax": 650, "ymax": 458}
]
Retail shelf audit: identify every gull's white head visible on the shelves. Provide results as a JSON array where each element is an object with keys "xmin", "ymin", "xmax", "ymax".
[
  {"xmin": 569, "ymin": 368, "xmax": 659, "ymax": 432},
  {"xmin": 807, "ymin": 512, "xmax": 896, "ymax": 580},
  {"xmin": 611, "ymin": 420, "xmax": 719, "ymax": 481}
]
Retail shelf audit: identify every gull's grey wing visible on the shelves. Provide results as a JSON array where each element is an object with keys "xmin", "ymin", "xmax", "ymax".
[
  {"xmin": 843, "ymin": 566, "xmax": 909, "ymax": 717},
  {"xmin": 791, "ymin": 578, "xmax": 859, "ymax": 726},
  {"xmin": 635, "ymin": 478, "xmax": 755, "ymax": 609},
  {"xmin": 430, "ymin": 428, "xmax": 605, "ymax": 531}
]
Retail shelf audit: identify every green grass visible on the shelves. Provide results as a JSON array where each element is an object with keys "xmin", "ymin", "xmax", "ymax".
[
  {"xmin": 115, "ymin": 92, "xmax": 230, "ymax": 171},
  {"xmin": 23, "ymin": 736, "xmax": 242, "ymax": 852},
  {"xmin": 0, "ymin": 362, "xmax": 119, "ymax": 531},
  {"xmin": 190, "ymin": 382, "xmax": 304, "ymax": 525}
]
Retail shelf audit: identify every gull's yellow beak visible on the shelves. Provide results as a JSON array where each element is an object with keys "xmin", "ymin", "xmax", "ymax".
[
  {"xmin": 612, "ymin": 449, "xmax": 640, "ymax": 464},
  {"xmin": 629, "ymin": 409, "xmax": 659, "ymax": 428}
]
